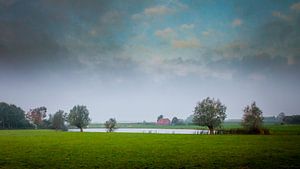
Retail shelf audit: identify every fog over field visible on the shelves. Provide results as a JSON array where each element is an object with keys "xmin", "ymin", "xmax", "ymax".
[{"xmin": 1, "ymin": 0, "xmax": 300, "ymax": 122}]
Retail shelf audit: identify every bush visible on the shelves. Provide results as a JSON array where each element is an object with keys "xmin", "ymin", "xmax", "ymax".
[
  {"xmin": 105, "ymin": 118, "xmax": 117, "ymax": 132},
  {"xmin": 216, "ymin": 128, "xmax": 270, "ymax": 135}
]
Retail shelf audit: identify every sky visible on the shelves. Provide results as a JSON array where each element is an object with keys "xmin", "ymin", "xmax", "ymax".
[{"xmin": 0, "ymin": 0, "xmax": 300, "ymax": 122}]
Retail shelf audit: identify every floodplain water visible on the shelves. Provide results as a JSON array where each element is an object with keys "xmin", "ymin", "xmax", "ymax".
[{"xmin": 68, "ymin": 128, "xmax": 209, "ymax": 134}]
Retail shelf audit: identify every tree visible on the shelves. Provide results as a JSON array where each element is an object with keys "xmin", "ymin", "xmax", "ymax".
[
  {"xmin": 241, "ymin": 102, "xmax": 263, "ymax": 132},
  {"xmin": 157, "ymin": 115, "xmax": 163, "ymax": 122},
  {"xmin": 185, "ymin": 114, "xmax": 194, "ymax": 124},
  {"xmin": 52, "ymin": 110, "xmax": 67, "ymax": 130},
  {"xmin": 67, "ymin": 105, "xmax": 91, "ymax": 132},
  {"xmin": 26, "ymin": 106, "xmax": 47, "ymax": 128},
  {"xmin": 105, "ymin": 118, "xmax": 117, "ymax": 132},
  {"xmin": 193, "ymin": 97, "xmax": 227, "ymax": 134},
  {"xmin": 283, "ymin": 115, "xmax": 300, "ymax": 124},
  {"xmin": 171, "ymin": 117, "xmax": 179, "ymax": 125},
  {"xmin": 0, "ymin": 102, "xmax": 31, "ymax": 129},
  {"xmin": 277, "ymin": 112, "xmax": 285, "ymax": 124}
]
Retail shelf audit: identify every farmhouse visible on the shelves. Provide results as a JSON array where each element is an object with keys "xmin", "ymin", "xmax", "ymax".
[{"xmin": 157, "ymin": 118, "xmax": 171, "ymax": 125}]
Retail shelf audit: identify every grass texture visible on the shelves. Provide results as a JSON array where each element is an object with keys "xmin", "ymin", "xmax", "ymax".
[{"xmin": 0, "ymin": 129, "xmax": 300, "ymax": 169}]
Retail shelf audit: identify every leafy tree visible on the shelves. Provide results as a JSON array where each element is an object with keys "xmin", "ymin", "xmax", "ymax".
[
  {"xmin": 26, "ymin": 106, "xmax": 47, "ymax": 128},
  {"xmin": 193, "ymin": 97, "xmax": 227, "ymax": 134},
  {"xmin": 241, "ymin": 102, "xmax": 263, "ymax": 132},
  {"xmin": 177, "ymin": 119, "xmax": 185, "ymax": 125},
  {"xmin": 185, "ymin": 114, "xmax": 194, "ymax": 124},
  {"xmin": 171, "ymin": 117, "xmax": 179, "ymax": 125},
  {"xmin": 283, "ymin": 115, "xmax": 300, "ymax": 124},
  {"xmin": 52, "ymin": 110, "xmax": 67, "ymax": 130},
  {"xmin": 67, "ymin": 105, "xmax": 91, "ymax": 132},
  {"xmin": 105, "ymin": 118, "xmax": 117, "ymax": 132},
  {"xmin": 0, "ymin": 102, "xmax": 31, "ymax": 129},
  {"xmin": 277, "ymin": 112, "xmax": 285, "ymax": 124},
  {"xmin": 157, "ymin": 115, "xmax": 163, "ymax": 122}
]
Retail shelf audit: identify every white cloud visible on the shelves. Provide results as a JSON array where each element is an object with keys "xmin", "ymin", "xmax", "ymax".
[
  {"xmin": 154, "ymin": 28, "xmax": 176, "ymax": 39},
  {"xmin": 144, "ymin": 6, "xmax": 173, "ymax": 16},
  {"xmin": 202, "ymin": 31, "xmax": 211, "ymax": 36},
  {"xmin": 201, "ymin": 29, "xmax": 217, "ymax": 37},
  {"xmin": 131, "ymin": 2, "xmax": 188, "ymax": 20},
  {"xmin": 180, "ymin": 24, "xmax": 194, "ymax": 30},
  {"xmin": 232, "ymin": 18, "xmax": 243, "ymax": 27},
  {"xmin": 172, "ymin": 38, "xmax": 201, "ymax": 49},
  {"xmin": 132, "ymin": 5, "xmax": 173, "ymax": 20},
  {"xmin": 139, "ymin": 55, "xmax": 233, "ymax": 79},
  {"xmin": 131, "ymin": 13, "xmax": 143, "ymax": 20},
  {"xmin": 291, "ymin": 2, "xmax": 300, "ymax": 11},
  {"xmin": 272, "ymin": 11, "xmax": 291, "ymax": 21}
]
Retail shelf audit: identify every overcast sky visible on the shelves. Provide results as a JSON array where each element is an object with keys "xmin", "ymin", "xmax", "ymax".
[{"xmin": 1, "ymin": 0, "xmax": 300, "ymax": 122}]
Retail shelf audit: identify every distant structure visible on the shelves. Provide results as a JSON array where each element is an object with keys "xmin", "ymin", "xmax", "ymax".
[{"xmin": 157, "ymin": 118, "xmax": 171, "ymax": 125}]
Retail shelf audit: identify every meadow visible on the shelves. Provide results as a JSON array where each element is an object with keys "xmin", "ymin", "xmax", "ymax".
[{"xmin": 0, "ymin": 125, "xmax": 300, "ymax": 169}]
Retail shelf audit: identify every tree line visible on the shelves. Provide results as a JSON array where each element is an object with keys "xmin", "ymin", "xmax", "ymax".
[
  {"xmin": 1, "ymin": 99, "xmax": 299, "ymax": 134},
  {"xmin": 0, "ymin": 102, "xmax": 117, "ymax": 132}
]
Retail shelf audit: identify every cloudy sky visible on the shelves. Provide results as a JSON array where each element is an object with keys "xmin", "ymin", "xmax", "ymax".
[{"xmin": 1, "ymin": 0, "xmax": 300, "ymax": 122}]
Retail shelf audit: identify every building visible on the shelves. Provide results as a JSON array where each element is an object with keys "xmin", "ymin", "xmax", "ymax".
[{"xmin": 157, "ymin": 118, "xmax": 171, "ymax": 125}]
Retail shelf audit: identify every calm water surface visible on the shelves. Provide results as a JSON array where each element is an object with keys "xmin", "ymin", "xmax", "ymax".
[{"xmin": 68, "ymin": 128, "xmax": 209, "ymax": 134}]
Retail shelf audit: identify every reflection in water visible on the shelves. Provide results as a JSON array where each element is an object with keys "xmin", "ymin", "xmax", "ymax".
[{"xmin": 68, "ymin": 128, "xmax": 209, "ymax": 134}]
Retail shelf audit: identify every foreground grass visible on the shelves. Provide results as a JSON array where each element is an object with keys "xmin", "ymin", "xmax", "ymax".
[{"xmin": 0, "ymin": 130, "xmax": 300, "ymax": 169}]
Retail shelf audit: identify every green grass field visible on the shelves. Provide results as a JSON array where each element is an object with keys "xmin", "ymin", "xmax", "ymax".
[{"xmin": 1, "ymin": 128, "xmax": 300, "ymax": 169}]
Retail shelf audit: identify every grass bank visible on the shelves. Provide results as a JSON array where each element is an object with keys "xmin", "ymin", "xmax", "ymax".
[{"xmin": 0, "ymin": 130, "xmax": 300, "ymax": 168}]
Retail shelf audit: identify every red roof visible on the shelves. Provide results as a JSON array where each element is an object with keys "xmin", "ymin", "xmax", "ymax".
[{"xmin": 157, "ymin": 118, "xmax": 171, "ymax": 125}]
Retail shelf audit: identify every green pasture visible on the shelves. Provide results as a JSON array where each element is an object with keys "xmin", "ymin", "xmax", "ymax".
[{"xmin": 0, "ymin": 128, "xmax": 300, "ymax": 169}]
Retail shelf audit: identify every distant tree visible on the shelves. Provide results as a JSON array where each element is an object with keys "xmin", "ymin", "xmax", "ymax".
[
  {"xmin": 193, "ymin": 97, "xmax": 227, "ymax": 134},
  {"xmin": 185, "ymin": 114, "xmax": 194, "ymax": 124},
  {"xmin": 283, "ymin": 115, "xmax": 300, "ymax": 124},
  {"xmin": 177, "ymin": 119, "xmax": 185, "ymax": 125},
  {"xmin": 157, "ymin": 115, "xmax": 163, "ymax": 122},
  {"xmin": 52, "ymin": 110, "xmax": 67, "ymax": 130},
  {"xmin": 171, "ymin": 117, "xmax": 179, "ymax": 125},
  {"xmin": 26, "ymin": 106, "xmax": 47, "ymax": 128},
  {"xmin": 42, "ymin": 118, "xmax": 53, "ymax": 129},
  {"xmin": 105, "ymin": 118, "xmax": 117, "ymax": 132},
  {"xmin": 241, "ymin": 102, "xmax": 263, "ymax": 132},
  {"xmin": 67, "ymin": 105, "xmax": 91, "ymax": 132},
  {"xmin": 277, "ymin": 112, "xmax": 285, "ymax": 124},
  {"xmin": 0, "ymin": 102, "xmax": 32, "ymax": 129}
]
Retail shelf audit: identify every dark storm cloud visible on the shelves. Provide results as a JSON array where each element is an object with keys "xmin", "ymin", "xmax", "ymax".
[
  {"xmin": 0, "ymin": 0, "xmax": 140, "ymax": 77},
  {"xmin": 204, "ymin": 5, "xmax": 300, "ymax": 81},
  {"xmin": 243, "ymin": 8, "xmax": 300, "ymax": 79},
  {"xmin": 0, "ymin": 0, "xmax": 73, "ymax": 73},
  {"xmin": 257, "ymin": 12, "xmax": 300, "ymax": 64}
]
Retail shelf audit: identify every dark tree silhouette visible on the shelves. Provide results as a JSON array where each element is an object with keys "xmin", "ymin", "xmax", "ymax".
[{"xmin": 241, "ymin": 102, "xmax": 263, "ymax": 132}]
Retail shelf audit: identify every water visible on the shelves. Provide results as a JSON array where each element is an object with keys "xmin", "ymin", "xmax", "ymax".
[{"xmin": 68, "ymin": 128, "xmax": 209, "ymax": 134}]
